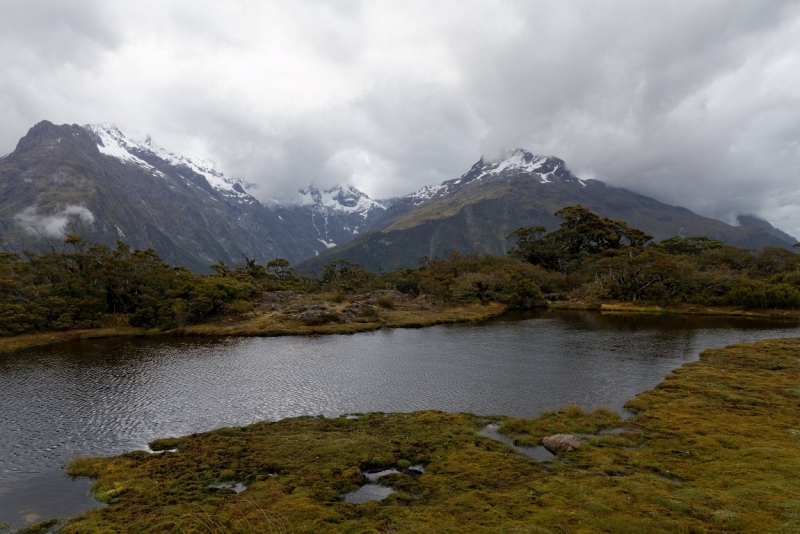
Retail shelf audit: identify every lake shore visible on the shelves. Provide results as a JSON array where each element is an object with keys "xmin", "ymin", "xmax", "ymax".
[
  {"xmin": 552, "ymin": 299, "xmax": 800, "ymax": 319},
  {"xmin": 48, "ymin": 336, "xmax": 800, "ymax": 533},
  {"xmin": 3, "ymin": 295, "xmax": 800, "ymax": 357},
  {"xmin": 0, "ymin": 296, "xmax": 507, "ymax": 355}
]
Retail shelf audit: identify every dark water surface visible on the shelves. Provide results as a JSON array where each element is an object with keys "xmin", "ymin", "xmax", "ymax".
[{"xmin": 1, "ymin": 310, "xmax": 799, "ymax": 527}]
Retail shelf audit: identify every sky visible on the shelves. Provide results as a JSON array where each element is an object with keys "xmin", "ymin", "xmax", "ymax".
[{"xmin": 2, "ymin": 0, "xmax": 800, "ymax": 236}]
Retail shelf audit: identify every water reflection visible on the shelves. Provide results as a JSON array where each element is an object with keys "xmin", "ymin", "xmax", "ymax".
[{"xmin": 0, "ymin": 310, "xmax": 798, "ymax": 527}]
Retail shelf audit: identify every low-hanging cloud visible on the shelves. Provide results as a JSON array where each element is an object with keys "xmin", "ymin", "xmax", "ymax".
[
  {"xmin": 14, "ymin": 205, "xmax": 96, "ymax": 239},
  {"xmin": 1, "ymin": 1, "xmax": 799, "ymax": 236}
]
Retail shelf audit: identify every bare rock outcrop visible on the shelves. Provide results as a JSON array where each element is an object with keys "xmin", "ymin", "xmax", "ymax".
[{"xmin": 541, "ymin": 434, "xmax": 582, "ymax": 453}]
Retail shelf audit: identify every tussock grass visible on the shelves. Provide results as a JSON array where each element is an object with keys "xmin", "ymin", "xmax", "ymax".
[
  {"xmin": 0, "ymin": 326, "xmax": 149, "ymax": 355},
  {"xmin": 60, "ymin": 337, "xmax": 800, "ymax": 532},
  {"xmin": 599, "ymin": 302, "xmax": 800, "ymax": 319}
]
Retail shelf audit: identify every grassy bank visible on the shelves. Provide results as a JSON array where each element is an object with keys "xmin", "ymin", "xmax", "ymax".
[
  {"xmin": 599, "ymin": 302, "xmax": 800, "ymax": 319},
  {"xmin": 0, "ymin": 326, "xmax": 151, "ymax": 355},
  {"xmin": 0, "ymin": 297, "xmax": 507, "ymax": 355},
  {"xmin": 56, "ymin": 337, "xmax": 800, "ymax": 533},
  {"xmin": 3, "ymin": 296, "xmax": 797, "ymax": 358}
]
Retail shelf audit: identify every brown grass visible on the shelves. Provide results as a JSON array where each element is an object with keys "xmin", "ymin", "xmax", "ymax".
[{"xmin": 0, "ymin": 299, "xmax": 507, "ymax": 355}]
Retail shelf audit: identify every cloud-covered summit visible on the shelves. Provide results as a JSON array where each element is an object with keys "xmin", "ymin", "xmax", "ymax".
[{"xmin": 2, "ymin": 1, "xmax": 799, "ymax": 235}]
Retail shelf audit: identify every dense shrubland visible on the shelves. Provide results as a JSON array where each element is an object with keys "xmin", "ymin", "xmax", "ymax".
[
  {"xmin": 508, "ymin": 205, "xmax": 800, "ymax": 308},
  {"xmin": 1, "ymin": 205, "xmax": 798, "ymax": 336}
]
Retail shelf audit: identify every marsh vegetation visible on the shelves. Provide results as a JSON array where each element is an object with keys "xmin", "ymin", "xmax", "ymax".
[{"xmin": 55, "ymin": 337, "xmax": 800, "ymax": 533}]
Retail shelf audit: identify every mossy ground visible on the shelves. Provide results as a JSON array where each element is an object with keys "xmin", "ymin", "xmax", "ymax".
[{"xmin": 59, "ymin": 337, "xmax": 800, "ymax": 533}]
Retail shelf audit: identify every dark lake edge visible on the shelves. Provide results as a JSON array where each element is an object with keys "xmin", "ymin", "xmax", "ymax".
[{"xmin": 2, "ymin": 309, "xmax": 799, "ymax": 530}]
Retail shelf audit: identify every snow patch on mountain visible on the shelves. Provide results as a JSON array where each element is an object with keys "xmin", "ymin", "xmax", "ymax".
[
  {"xmin": 405, "ymin": 149, "xmax": 582, "ymax": 206},
  {"xmin": 85, "ymin": 124, "xmax": 155, "ymax": 170},
  {"xmin": 84, "ymin": 124, "xmax": 251, "ymax": 201},
  {"xmin": 409, "ymin": 184, "xmax": 447, "ymax": 203},
  {"xmin": 474, "ymin": 149, "xmax": 561, "ymax": 183},
  {"xmin": 480, "ymin": 150, "xmax": 548, "ymax": 179},
  {"xmin": 296, "ymin": 185, "xmax": 386, "ymax": 218},
  {"xmin": 139, "ymin": 135, "xmax": 244, "ymax": 196}
]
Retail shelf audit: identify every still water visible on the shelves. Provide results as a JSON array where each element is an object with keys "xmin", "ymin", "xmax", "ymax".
[{"xmin": 1, "ymin": 310, "xmax": 799, "ymax": 527}]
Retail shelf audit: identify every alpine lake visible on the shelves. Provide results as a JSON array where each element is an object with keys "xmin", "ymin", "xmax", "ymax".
[{"xmin": 1, "ymin": 309, "xmax": 799, "ymax": 529}]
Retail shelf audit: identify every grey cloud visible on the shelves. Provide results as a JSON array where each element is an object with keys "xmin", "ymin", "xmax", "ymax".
[
  {"xmin": 1, "ymin": 1, "xmax": 799, "ymax": 236},
  {"xmin": 0, "ymin": 0, "xmax": 120, "ymax": 68},
  {"xmin": 447, "ymin": 1, "xmax": 800, "ymax": 232},
  {"xmin": 14, "ymin": 205, "xmax": 96, "ymax": 239}
]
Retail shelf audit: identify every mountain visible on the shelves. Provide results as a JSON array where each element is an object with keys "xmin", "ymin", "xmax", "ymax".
[
  {"xmin": 0, "ymin": 121, "xmax": 385, "ymax": 271},
  {"xmin": 4, "ymin": 124, "xmax": 793, "ymax": 275},
  {"xmin": 299, "ymin": 149, "xmax": 797, "ymax": 272},
  {"xmin": 0, "ymin": 121, "xmax": 304, "ymax": 271},
  {"xmin": 271, "ymin": 184, "xmax": 388, "ymax": 254},
  {"xmin": 737, "ymin": 214, "xmax": 797, "ymax": 246}
]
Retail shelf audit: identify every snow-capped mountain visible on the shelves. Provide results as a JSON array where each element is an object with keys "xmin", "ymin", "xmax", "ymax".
[
  {"xmin": 407, "ymin": 149, "xmax": 585, "ymax": 206},
  {"xmin": 274, "ymin": 184, "xmax": 388, "ymax": 252},
  {"xmin": 0, "ymin": 121, "xmax": 305, "ymax": 271},
  {"xmin": 297, "ymin": 184, "xmax": 386, "ymax": 220},
  {"xmin": 301, "ymin": 149, "xmax": 797, "ymax": 272},
  {"xmin": 6, "ymin": 122, "xmax": 793, "ymax": 274},
  {"xmin": 0, "ymin": 120, "xmax": 395, "ymax": 269},
  {"xmin": 371, "ymin": 149, "xmax": 590, "ymax": 233}
]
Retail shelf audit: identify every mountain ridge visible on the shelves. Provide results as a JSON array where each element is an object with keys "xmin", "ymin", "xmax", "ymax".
[
  {"xmin": 0, "ymin": 121, "xmax": 388, "ymax": 270},
  {"xmin": 298, "ymin": 149, "xmax": 796, "ymax": 272},
  {"xmin": 2, "ymin": 123, "xmax": 794, "ymax": 274}
]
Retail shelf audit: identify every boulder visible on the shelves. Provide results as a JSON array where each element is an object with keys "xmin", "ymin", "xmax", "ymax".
[{"xmin": 541, "ymin": 434, "xmax": 582, "ymax": 453}]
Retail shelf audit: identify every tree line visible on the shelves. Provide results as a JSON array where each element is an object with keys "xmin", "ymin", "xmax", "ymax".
[{"xmin": 2, "ymin": 205, "xmax": 798, "ymax": 336}]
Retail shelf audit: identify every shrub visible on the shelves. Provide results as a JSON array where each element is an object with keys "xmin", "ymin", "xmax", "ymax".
[{"xmin": 376, "ymin": 295, "xmax": 395, "ymax": 309}]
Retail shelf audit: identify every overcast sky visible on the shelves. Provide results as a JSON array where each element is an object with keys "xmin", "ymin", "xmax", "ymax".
[{"xmin": 2, "ymin": 0, "xmax": 799, "ymax": 236}]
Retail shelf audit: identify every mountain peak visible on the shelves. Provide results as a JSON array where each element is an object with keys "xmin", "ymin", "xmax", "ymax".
[
  {"xmin": 467, "ymin": 149, "xmax": 577, "ymax": 185},
  {"xmin": 296, "ymin": 184, "xmax": 386, "ymax": 218},
  {"xmin": 405, "ymin": 149, "xmax": 586, "ymax": 206}
]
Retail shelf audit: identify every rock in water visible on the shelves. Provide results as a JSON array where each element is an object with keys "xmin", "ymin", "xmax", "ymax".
[{"xmin": 541, "ymin": 434, "xmax": 582, "ymax": 453}]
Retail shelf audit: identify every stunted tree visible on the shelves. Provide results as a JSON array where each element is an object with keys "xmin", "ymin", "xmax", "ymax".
[
  {"xmin": 266, "ymin": 258, "xmax": 294, "ymax": 281},
  {"xmin": 509, "ymin": 205, "xmax": 653, "ymax": 271}
]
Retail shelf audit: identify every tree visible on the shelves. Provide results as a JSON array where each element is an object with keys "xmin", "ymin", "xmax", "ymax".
[
  {"xmin": 509, "ymin": 206, "xmax": 653, "ymax": 272},
  {"xmin": 658, "ymin": 236, "xmax": 725, "ymax": 255},
  {"xmin": 266, "ymin": 258, "xmax": 294, "ymax": 281}
]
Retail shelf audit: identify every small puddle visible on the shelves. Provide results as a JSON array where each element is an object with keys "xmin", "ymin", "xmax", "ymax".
[
  {"xmin": 478, "ymin": 424, "xmax": 554, "ymax": 461},
  {"xmin": 345, "ymin": 484, "xmax": 394, "ymax": 503},
  {"xmin": 345, "ymin": 464, "xmax": 424, "ymax": 503},
  {"xmin": 407, "ymin": 464, "xmax": 425, "ymax": 475},
  {"xmin": 210, "ymin": 482, "xmax": 247, "ymax": 493},
  {"xmin": 145, "ymin": 447, "xmax": 178, "ymax": 454},
  {"xmin": 364, "ymin": 468, "xmax": 400, "ymax": 481}
]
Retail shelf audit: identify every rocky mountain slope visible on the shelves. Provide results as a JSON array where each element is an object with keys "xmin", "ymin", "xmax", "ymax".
[
  {"xmin": 300, "ymin": 149, "xmax": 797, "ymax": 272},
  {"xmin": 0, "ymin": 121, "xmax": 385, "ymax": 271}
]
